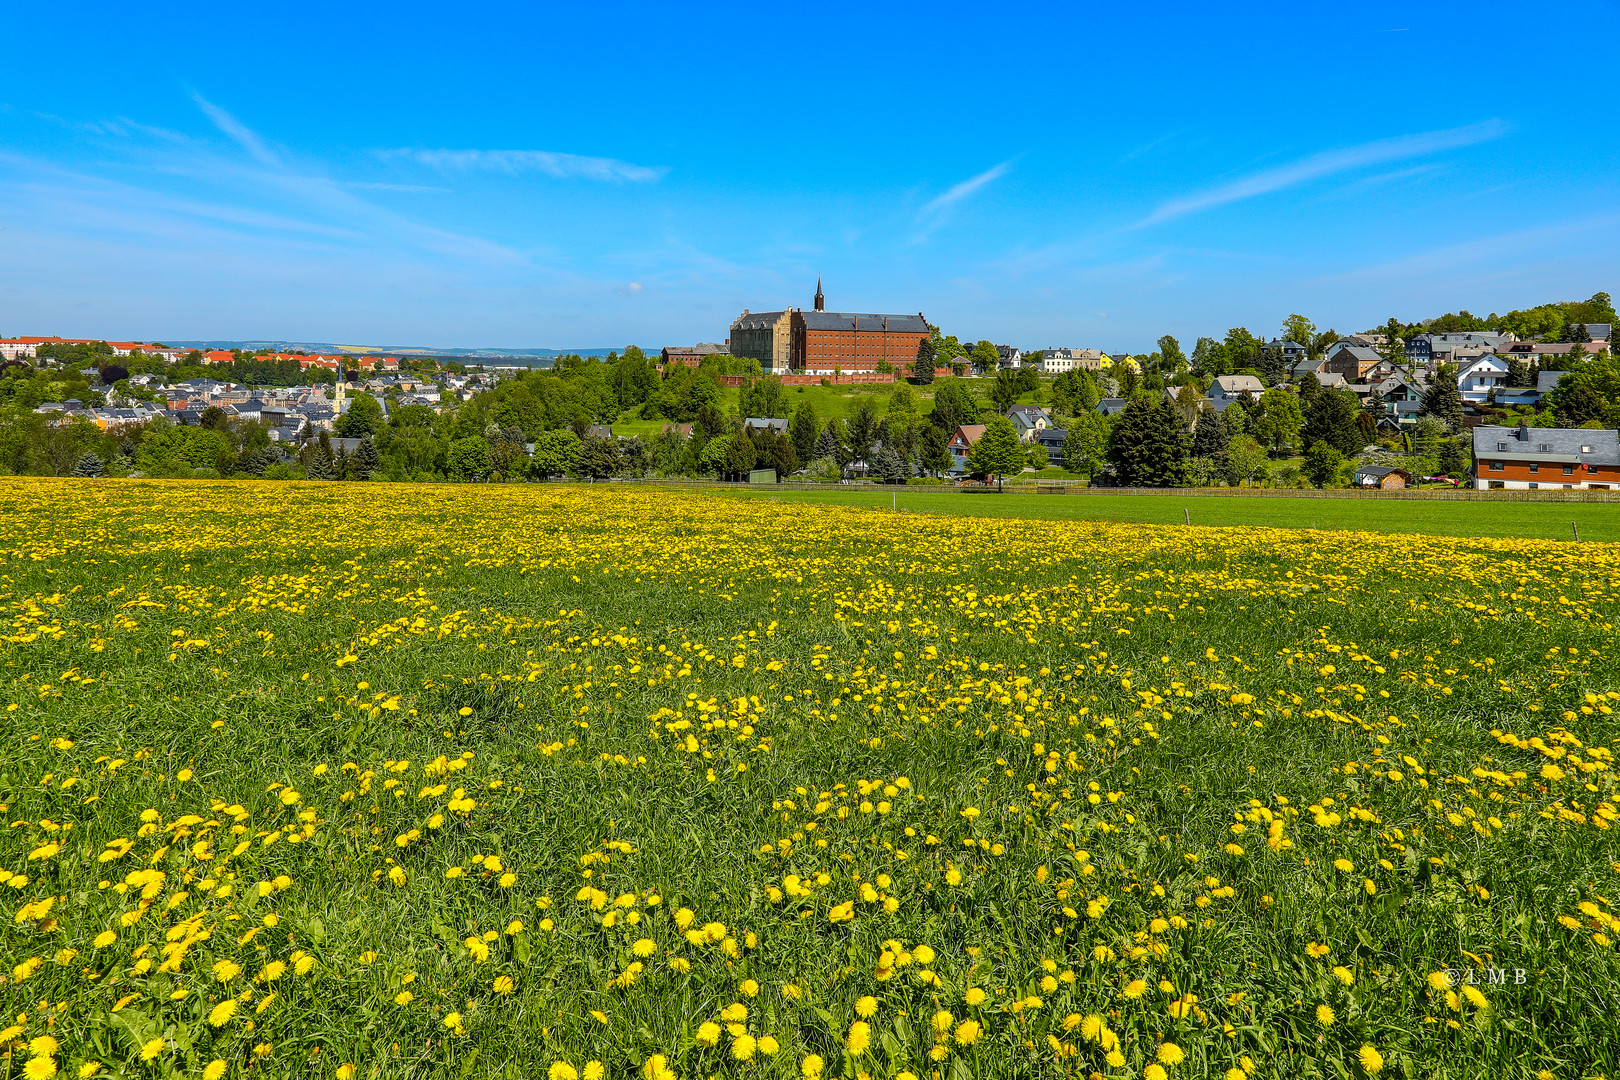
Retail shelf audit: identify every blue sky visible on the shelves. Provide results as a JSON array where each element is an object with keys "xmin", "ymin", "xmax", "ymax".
[{"xmin": 2, "ymin": 0, "xmax": 1616, "ymax": 352}]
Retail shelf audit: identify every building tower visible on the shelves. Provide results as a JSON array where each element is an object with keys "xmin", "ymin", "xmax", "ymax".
[{"xmin": 814, "ymin": 278, "xmax": 825, "ymax": 312}]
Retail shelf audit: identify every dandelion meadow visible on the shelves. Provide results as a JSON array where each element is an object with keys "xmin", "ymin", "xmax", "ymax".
[{"xmin": 3, "ymin": 478, "xmax": 1618, "ymax": 1080}]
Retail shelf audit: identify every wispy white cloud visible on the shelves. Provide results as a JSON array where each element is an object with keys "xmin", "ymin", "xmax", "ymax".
[
  {"xmin": 192, "ymin": 93, "xmax": 281, "ymax": 166},
  {"xmin": 913, "ymin": 160, "xmax": 1013, "ymax": 242},
  {"xmin": 1135, "ymin": 121, "xmax": 1509, "ymax": 227},
  {"xmin": 385, "ymin": 148, "xmax": 668, "ymax": 183}
]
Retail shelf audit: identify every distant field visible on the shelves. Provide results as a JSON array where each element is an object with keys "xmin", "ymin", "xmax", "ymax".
[{"xmin": 704, "ymin": 485, "xmax": 1620, "ymax": 541}]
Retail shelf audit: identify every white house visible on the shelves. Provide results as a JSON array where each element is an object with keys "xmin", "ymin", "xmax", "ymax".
[
  {"xmin": 1207, "ymin": 374, "xmax": 1265, "ymax": 408},
  {"xmin": 1456, "ymin": 354, "xmax": 1511, "ymax": 403}
]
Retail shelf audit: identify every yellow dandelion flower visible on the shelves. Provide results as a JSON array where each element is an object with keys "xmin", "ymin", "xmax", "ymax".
[
  {"xmin": 207, "ymin": 1000, "xmax": 238, "ymax": 1027},
  {"xmin": 1358, "ymin": 1045, "xmax": 1384, "ymax": 1074},
  {"xmin": 202, "ymin": 1061, "xmax": 227, "ymax": 1080}
]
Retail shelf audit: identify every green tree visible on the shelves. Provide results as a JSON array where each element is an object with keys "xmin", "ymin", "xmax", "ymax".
[
  {"xmin": 912, "ymin": 335, "xmax": 936, "ymax": 384},
  {"xmin": 789, "ymin": 400, "xmax": 819, "ymax": 465},
  {"xmin": 970, "ymin": 340, "xmax": 1000, "ymax": 375},
  {"xmin": 724, "ymin": 431, "xmax": 758, "ymax": 478},
  {"xmin": 72, "ymin": 451, "xmax": 105, "ymax": 478},
  {"xmin": 1437, "ymin": 438, "xmax": 1467, "ymax": 476},
  {"xmin": 1107, "ymin": 397, "xmax": 1189, "ymax": 487},
  {"xmin": 1190, "ymin": 408, "xmax": 1229, "ymax": 460},
  {"xmin": 447, "ymin": 436, "xmax": 492, "ymax": 482},
  {"xmin": 1251, "ymin": 387, "xmax": 1304, "ymax": 451},
  {"xmin": 1302, "ymin": 389, "xmax": 1362, "ymax": 457},
  {"xmin": 1303, "ymin": 441, "xmax": 1343, "ymax": 488},
  {"xmin": 1157, "ymin": 335, "xmax": 1186, "ymax": 376},
  {"xmin": 989, "ymin": 370, "xmax": 1020, "ymax": 413},
  {"xmin": 199, "ymin": 405, "xmax": 230, "ymax": 432},
  {"xmin": 1283, "ymin": 314, "xmax": 1317, "ymax": 352},
  {"xmin": 1223, "ymin": 435, "xmax": 1267, "ymax": 486},
  {"xmin": 1062, "ymin": 410, "xmax": 1110, "ymax": 477},
  {"xmin": 531, "ymin": 429, "xmax": 583, "ymax": 477},
  {"xmin": 1418, "ymin": 365, "xmax": 1465, "ymax": 431},
  {"xmin": 966, "ymin": 415, "xmax": 1024, "ymax": 478},
  {"xmin": 337, "ymin": 393, "xmax": 383, "ymax": 437},
  {"xmin": 353, "ymin": 436, "xmax": 379, "ymax": 480},
  {"xmin": 929, "ymin": 379, "xmax": 979, "ymax": 433},
  {"xmin": 917, "ymin": 425, "xmax": 953, "ymax": 476},
  {"xmin": 578, "ymin": 434, "xmax": 623, "ymax": 478}
]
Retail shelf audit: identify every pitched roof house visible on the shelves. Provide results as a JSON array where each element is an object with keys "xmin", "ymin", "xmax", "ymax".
[{"xmin": 1471, "ymin": 423, "xmax": 1620, "ymax": 490}]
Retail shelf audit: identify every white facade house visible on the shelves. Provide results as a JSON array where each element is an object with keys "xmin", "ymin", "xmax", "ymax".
[
  {"xmin": 1457, "ymin": 354, "xmax": 1511, "ymax": 403},
  {"xmin": 1208, "ymin": 374, "xmax": 1265, "ymax": 406}
]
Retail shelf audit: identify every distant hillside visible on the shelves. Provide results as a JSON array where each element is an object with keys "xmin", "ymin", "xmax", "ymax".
[{"xmin": 160, "ymin": 340, "xmax": 622, "ymax": 361}]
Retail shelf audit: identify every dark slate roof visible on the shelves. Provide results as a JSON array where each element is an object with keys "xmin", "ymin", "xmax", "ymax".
[
  {"xmin": 799, "ymin": 312, "xmax": 929, "ymax": 334},
  {"xmin": 1472, "ymin": 425, "xmax": 1620, "ymax": 466},
  {"xmin": 1355, "ymin": 465, "xmax": 1408, "ymax": 478},
  {"xmin": 1537, "ymin": 369, "xmax": 1565, "ymax": 392},
  {"xmin": 1036, "ymin": 427, "xmax": 1068, "ymax": 443},
  {"xmin": 732, "ymin": 311, "xmax": 786, "ymax": 331}
]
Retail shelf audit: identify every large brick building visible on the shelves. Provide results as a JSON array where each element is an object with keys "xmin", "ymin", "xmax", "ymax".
[{"xmin": 730, "ymin": 281, "xmax": 929, "ymax": 376}]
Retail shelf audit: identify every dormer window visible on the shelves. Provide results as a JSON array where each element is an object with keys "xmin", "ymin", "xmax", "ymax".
[
  {"xmin": 1583, "ymin": 445, "xmax": 1592, "ymax": 453},
  {"xmin": 1539, "ymin": 444, "xmax": 1552, "ymax": 452},
  {"xmin": 1497, "ymin": 442, "xmax": 1508, "ymax": 451}
]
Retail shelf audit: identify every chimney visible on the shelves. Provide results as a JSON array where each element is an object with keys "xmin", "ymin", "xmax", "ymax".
[{"xmin": 1517, "ymin": 421, "xmax": 1529, "ymax": 440}]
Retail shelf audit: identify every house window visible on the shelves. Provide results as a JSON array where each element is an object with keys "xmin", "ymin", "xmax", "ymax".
[
  {"xmin": 1490, "ymin": 461, "xmax": 1505, "ymax": 471},
  {"xmin": 1529, "ymin": 483, "xmax": 1539, "ymax": 489},
  {"xmin": 1530, "ymin": 463, "xmax": 1539, "ymax": 473},
  {"xmin": 1583, "ymin": 445, "xmax": 1592, "ymax": 453},
  {"xmin": 1564, "ymin": 465, "xmax": 1574, "ymax": 475},
  {"xmin": 1539, "ymin": 444, "xmax": 1552, "ymax": 452},
  {"xmin": 1489, "ymin": 480, "xmax": 1505, "ymax": 489},
  {"xmin": 1497, "ymin": 442, "xmax": 1508, "ymax": 451}
]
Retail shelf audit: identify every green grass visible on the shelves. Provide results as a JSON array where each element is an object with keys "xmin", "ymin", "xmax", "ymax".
[
  {"xmin": 704, "ymin": 486, "xmax": 1620, "ymax": 542},
  {"xmin": 4, "ymin": 477, "xmax": 1619, "ymax": 1080}
]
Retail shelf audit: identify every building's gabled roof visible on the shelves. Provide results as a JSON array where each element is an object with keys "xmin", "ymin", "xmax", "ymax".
[
  {"xmin": 948, "ymin": 424, "xmax": 987, "ymax": 446},
  {"xmin": 799, "ymin": 312, "xmax": 929, "ymax": 334},
  {"xmin": 731, "ymin": 311, "xmax": 787, "ymax": 331},
  {"xmin": 1537, "ymin": 369, "xmax": 1565, "ymax": 392},
  {"xmin": 1355, "ymin": 465, "xmax": 1410, "ymax": 478},
  {"xmin": 744, "ymin": 417, "xmax": 789, "ymax": 433},
  {"xmin": 1472, "ymin": 424, "xmax": 1620, "ymax": 466},
  {"xmin": 1213, "ymin": 374, "xmax": 1264, "ymax": 394}
]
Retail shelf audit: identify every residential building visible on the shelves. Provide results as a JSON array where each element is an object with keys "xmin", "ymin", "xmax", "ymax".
[
  {"xmin": 946, "ymin": 425, "xmax": 986, "ymax": 471},
  {"xmin": 1264, "ymin": 338, "xmax": 1307, "ymax": 368},
  {"xmin": 1097, "ymin": 397, "xmax": 1129, "ymax": 416},
  {"xmin": 1471, "ymin": 424, "xmax": 1620, "ymax": 490},
  {"xmin": 661, "ymin": 343, "xmax": 729, "ymax": 369},
  {"xmin": 1456, "ymin": 354, "xmax": 1511, "ymax": 402},
  {"xmin": 1039, "ymin": 348, "xmax": 1104, "ymax": 373},
  {"xmin": 995, "ymin": 345, "xmax": 1024, "ymax": 369},
  {"xmin": 1035, "ymin": 427, "xmax": 1068, "ymax": 465},
  {"xmin": 1006, "ymin": 405, "xmax": 1052, "ymax": 443},
  {"xmin": 1323, "ymin": 345, "xmax": 1387, "ymax": 381},
  {"xmin": 1409, "ymin": 331, "xmax": 1514, "ymax": 365},
  {"xmin": 743, "ymin": 417, "xmax": 789, "ymax": 435},
  {"xmin": 1208, "ymin": 374, "xmax": 1264, "ymax": 407}
]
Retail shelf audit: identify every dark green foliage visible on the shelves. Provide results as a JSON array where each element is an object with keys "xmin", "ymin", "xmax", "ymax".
[
  {"xmin": 1419, "ymin": 367, "xmax": 1466, "ymax": 431},
  {"xmin": 72, "ymin": 451, "xmax": 105, "ymax": 478},
  {"xmin": 1107, "ymin": 397, "xmax": 1189, "ymax": 487},
  {"xmin": 917, "ymin": 425, "xmax": 953, "ymax": 476},
  {"xmin": 1191, "ymin": 408, "xmax": 1229, "ymax": 459},
  {"xmin": 911, "ymin": 336, "xmax": 936, "ymax": 384},
  {"xmin": 354, "ymin": 436, "xmax": 379, "ymax": 480},
  {"xmin": 578, "ymin": 434, "xmax": 623, "ymax": 479},
  {"xmin": 446, "ymin": 435, "xmax": 492, "ymax": 482},
  {"xmin": 1438, "ymin": 438, "xmax": 1467, "ymax": 476},
  {"xmin": 928, "ymin": 379, "xmax": 979, "ymax": 433},
  {"xmin": 966, "ymin": 415, "xmax": 1024, "ymax": 478},
  {"xmin": 789, "ymin": 401, "xmax": 818, "ymax": 464},
  {"xmin": 1302, "ymin": 389, "xmax": 1363, "ymax": 457},
  {"xmin": 337, "ymin": 394, "xmax": 383, "ymax": 437},
  {"xmin": 1303, "ymin": 441, "xmax": 1343, "ymax": 488}
]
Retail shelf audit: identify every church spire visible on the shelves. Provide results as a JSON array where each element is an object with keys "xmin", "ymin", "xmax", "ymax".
[{"xmin": 814, "ymin": 277, "xmax": 825, "ymax": 312}]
